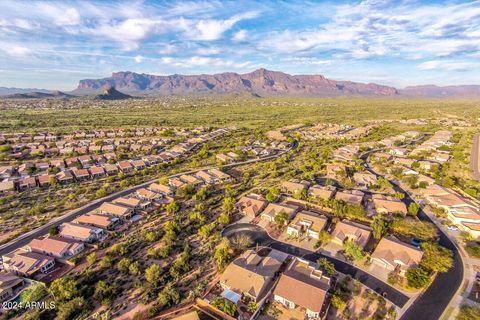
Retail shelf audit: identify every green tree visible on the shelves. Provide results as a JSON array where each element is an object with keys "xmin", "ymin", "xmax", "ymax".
[
  {"xmin": 158, "ymin": 283, "xmax": 180, "ymax": 307},
  {"xmin": 222, "ymin": 196, "xmax": 236, "ymax": 214},
  {"xmin": 406, "ymin": 267, "xmax": 430, "ymax": 288},
  {"xmin": 145, "ymin": 264, "xmax": 163, "ymax": 288},
  {"xmin": 274, "ymin": 210, "xmax": 289, "ymax": 225},
  {"xmin": 331, "ymin": 294, "xmax": 346, "ymax": 311},
  {"xmin": 344, "ymin": 240, "xmax": 364, "ymax": 261},
  {"xmin": 48, "ymin": 226, "xmax": 59, "ymax": 236},
  {"xmin": 317, "ymin": 258, "xmax": 336, "ymax": 276},
  {"xmin": 214, "ymin": 238, "xmax": 231, "ymax": 270},
  {"xmin": 100, "ymin": 255, "xmax": 113, "ymax": 268},
  {"xmin": 165, "ymin": 200, "xmax": 180, "ymax": 215},
  {"xmin": 371, "ymin": 215, "xmax": 388, "ymax": 240},
  {"xmin": 86, "ymin": 252, "xmax": 97, "ymax": 266},
  {"xmin": 55, "ymin": 297, "xmax": 85, "ymax": 320},
  {"xmin": 316, "ymin": 231, "xmax": 332, "ymax": 247},
  {"xmin": 198, "ymin": 224, "xmax": 214, "ymax": 239},
  {"xmin": 212, "ymin": 297, "xmax": 237, "ymax": 316},
  {"xmin": 266, "ymin": 187, "xmax": 279, "ymax": 202},
  {"xmin": 408, "ymin": 202, "xmax": 420, "ymax": 216},
  {"xmin": 95, "ymin": 187, "xmax": 108, "ymax": 198},
  {"xmin": 117, "ymin": 258, "xmax": 132, "ymax": 273},
  {"xmin": 195, "ymin": 187, "xmax": 208, "ymax": 201},
  {"xmin": 49, "ymin": 277, "xmax": 77, "ymax": 302},
  {"xmin": 145, "ymin": 231, "xmax": 159, "ymax": 242},
  {"xmin": 420, "ymin": 242, "xmax": 453, "ymax": 273},
  {"xmin": 218, "ymin": 212, "xmax": 230, "ymax": 225},
  {"xmin": 129, "ymin": 261, "xmax": 140, "ymax": 275},
  {"xmin": 94, "ymin": 280, "xmax": 117, "ymax": 302}
]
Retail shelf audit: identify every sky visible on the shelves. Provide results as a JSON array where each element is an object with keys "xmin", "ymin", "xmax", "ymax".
[{"xmin": 0, "ymin": 0, "xmax": 479, "ymax": 90}]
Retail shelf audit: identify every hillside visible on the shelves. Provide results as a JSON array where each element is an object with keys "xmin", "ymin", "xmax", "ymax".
[{"xmin": 94, "ymin": 86, "xmax": 134, "ymax": 100}]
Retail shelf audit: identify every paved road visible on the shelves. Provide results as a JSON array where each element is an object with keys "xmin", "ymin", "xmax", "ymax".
[
  {"xmin": 222, "ymin": 224, "xmax": 410, "ymax": 308},
  {"xmin": 362, "ymin": 150, "xmax": 464, "ymax": 320},
  {"xmin": 0, "ymin": 141, "xmax": 298, "ymax": 257},
  {"xmin": 470, "ymin": 133, "xmax": 480, "ymax": 181}
]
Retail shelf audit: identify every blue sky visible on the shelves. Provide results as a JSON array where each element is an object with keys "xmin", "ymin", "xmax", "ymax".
[{"xmin": 0, "ymin": 0, "xmax": 479, "ymax": 90}]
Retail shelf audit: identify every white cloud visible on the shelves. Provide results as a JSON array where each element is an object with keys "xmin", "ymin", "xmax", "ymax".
[
  {"xmin": 417, "ymin": 60, "xmax": 473, "ymax": 71},
  {"xmin": 134, "ymin": 55, "xmax": 144, "ymax": 63},
  {"xmin": 284, "ymin": 57, "xmax": 332, "ymax": 65},
  {"xmin": 0, "ymin": 44, "xmax": 32, "ymax": 57},
  {"xmin": 196, "ymin": 47, "xmax": 221, "ymax": 55},
  {"xmin": 159, "ymin": 43, "xmax": 178, "ymax": 55},
  {"xmin": 161, "ymin": 56, "xmax": 253, "ymax": 69},
  {"xmin": 185, "ymin": 11, "xmax": 258, "ymax": 41},
  {"xmin": 36, "ymin": 3, "xmax": 80, "ymax": 26},
  {"xmin": 257, "ymin": 1, "xmax": 480, "ymax": 60},
  {"xmin": 232, "ymin": 29, "xmax": 247, "ymax": 42}
]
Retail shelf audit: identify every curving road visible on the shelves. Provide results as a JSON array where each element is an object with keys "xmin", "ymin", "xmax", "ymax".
[
  {"xmin": 222, "ymin": 224, "xmax": 410, "ymax": 308},
  {"xmin": 361, "ymin": 149, "xmax": 464, "ymax": 320},
  {"xmin": 0, "ymin": 140, "xmax": 298, "ymax": 257}
]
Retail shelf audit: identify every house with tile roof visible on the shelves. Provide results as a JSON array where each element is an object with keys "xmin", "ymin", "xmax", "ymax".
[
  {"xmin": 98, "ymin": 202, "xmax": 134, "ymax": 219},
  {"xmin": 371, "ymin": 237, "xmax": 423, "ymax": 275},
  {"xmin": 273, "ymin": 258, "xmax": 330, "ymax": 318},
  {"xmin": 58, "ymin": 222, "xmax": 105, "ymax": 243},
  {"xmin": 234, "ymin": 194, "xmax": 268, "ymax": 218},
  {"xmin": 2, "ymin": 249, "xmax": 55, "ymax": 277},
  {"xmin": 75, "ymin": 213, "xmax": 120, "ymax": 230},
  {"xmin": 331, "ymin": 220, "xmax": 372, "ymax": 249},
  {"xmin": 26, "ymin": 236, "xmax": 84, "ymax": 259},
  {"xmin": 260, "ymin": 203, "xmax": 299, "ymax": 223},
  {"xmin": 287, "ymin": 211, "xmax": 328, "ymax": 239},
  {"xmin": 219, "ymin": 249, "xmax": 284, "ymax": 302}
]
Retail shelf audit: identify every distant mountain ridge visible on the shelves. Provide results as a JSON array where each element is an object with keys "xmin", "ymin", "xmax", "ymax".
[
  {"xmin": 77, "ymin": 69, "xmax": 399, "ymax": 96},
  {"xmin": 399, "ymin": 85, "xmax": 480, "ymax": 98},
  {"xmin": 2, "ymin": 91, "xmax": 73, "ymax": 99},
  {"xmin": 0, "ymin": 87, "xmax": 52, "ymax": 95},
  {"xmin": 2, "ymin": 69, "xmax": 479, "ymax": 98}
]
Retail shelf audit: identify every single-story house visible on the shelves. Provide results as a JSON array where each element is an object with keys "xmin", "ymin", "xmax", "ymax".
[
  {"xmin": 372, "ymin": 194, "xmax": 408, "ymax": 215},
  {"xmin": 260, "ymin": 203, "xmax": 299, "ymax": 223},
  {"xmin": 98, "ymin": 202, "xmax": 134, "ymax": 219},
  {"xmin": 234, "ymin": 194, "xmax": 268, "ymax": 218},
  {"xmin": 371, "ymin": 237, "xmax": 423, "ymax": 275},
  {"xmin": 219, "ymin": 249, "xmax": 284, "ymax": 303},
  {"xmin": 26, "ymin": 236, "xmax": 84, "ymax": 259},
  {"xmin": 309, "ymin": 185, "xmax": 336, "ymax": 200},
  {"xmin": 287, "ymin": 211, "xmax": 328, "ymax": 239},
  {"xmin": 149, "ymin": 183, "xmax": 175, "ymax": 196},
  {"xmin": 58, "ymin": 222, "xmax": 105, "ymax": 243},
  {"xmin": 281, "ymin": 179, "xmax": 311, "ymax": 195},
  {"xmin": 331, "ymin": 220, "xmax": 372, "ymax": 249},
  {"xmin": 2, "ymin": 249, "xmax": 55, "ymax": 277},
  {"xmin": 273, "ymin": 258, "xmax": 330, "ymax": 318},
  {"xmin": 335, "ymin": 190, "xmax": 365, "ymax": 206},
  {"xmin": 75, "ymin": 213, "xmax": 120, "ymax": 230}
]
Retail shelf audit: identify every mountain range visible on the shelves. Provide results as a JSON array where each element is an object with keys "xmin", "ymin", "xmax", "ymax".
[
  {"xmin": 76, "ymin": 69, "xmax": 480, "ymax": 98},
  {"xmin": 2, "ymin": 69, "xmax": 480, "ymax": 98},
  {"xmin": 1, "ymin": 90, "xmax": 73, "ymax": 99}
]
